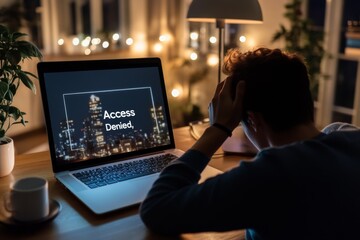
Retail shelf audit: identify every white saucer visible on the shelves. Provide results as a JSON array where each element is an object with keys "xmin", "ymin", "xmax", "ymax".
[{"xmin": 0, "ymin": 199, "xmax": 61, "ymax": 228}]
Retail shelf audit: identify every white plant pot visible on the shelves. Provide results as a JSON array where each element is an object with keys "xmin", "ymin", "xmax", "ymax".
[{"xmin": 0, "ymin": 137, "xmax": 15, "ymax": 177}]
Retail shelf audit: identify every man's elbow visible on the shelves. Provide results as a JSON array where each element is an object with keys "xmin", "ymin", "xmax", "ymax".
[{"xmin": 140, "ymin": 202, "xmax": 180, "ymax": 235}]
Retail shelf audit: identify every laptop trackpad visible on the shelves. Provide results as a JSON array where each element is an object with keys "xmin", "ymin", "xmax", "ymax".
[{"xmin": 77, "ymin": 174, "xmax": 158, "ymax": 214}]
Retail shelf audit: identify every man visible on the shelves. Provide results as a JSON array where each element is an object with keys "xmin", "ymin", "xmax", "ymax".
[{"xmin": 140, "ymin": 48, "xmax": 360, "ymax": 239}]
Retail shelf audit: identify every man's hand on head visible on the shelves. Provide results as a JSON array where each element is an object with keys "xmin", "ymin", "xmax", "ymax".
[{"xmin": 211, "ymin": 77, "xmax": 246, "ymax": 131}]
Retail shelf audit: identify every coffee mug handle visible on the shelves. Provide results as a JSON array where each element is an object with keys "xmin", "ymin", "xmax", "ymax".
[
  {"xmin": 208, "ymin": 102, "xmax": 214, "ymax": 125},
  {"xmin": 3, "ymin": 191, "xmax": 13, "ymax": 213}
]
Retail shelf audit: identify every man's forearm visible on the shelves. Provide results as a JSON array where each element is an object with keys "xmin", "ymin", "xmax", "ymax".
[{"xmin": 190, "ymin": 126, "xmax": 229, "ymax": 158}]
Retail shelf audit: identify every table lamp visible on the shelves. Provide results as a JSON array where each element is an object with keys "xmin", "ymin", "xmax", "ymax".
[{"xmin": 187, "ymin": 0, "xmax": 263, "ymax": 83}]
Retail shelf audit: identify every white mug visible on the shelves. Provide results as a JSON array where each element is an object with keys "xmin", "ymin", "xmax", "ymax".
[
  {"xmin": 0, "ymin": 137, "xmax": 15, "ymax": 177},
  {"xmin": 4, "ymin": 177, "xmax": 49, "ymax": 222}
]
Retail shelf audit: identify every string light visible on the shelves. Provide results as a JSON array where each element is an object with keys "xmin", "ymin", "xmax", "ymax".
[
  {"xmin": 190, "ymin": 32, "xmax": 199, "ymax": 40},
  {"xmin": 112, "ymin": 33, "xmax": 120, "ymax": 41},
  {"xmin": 56, "ymin": 30, "xmax": 256, "ymax": 67},
  {"xmin": 102, "ymin": 41, "xmax": 109, "ymax": 48},
  {"xmin": 159, "ymin": 34, "xmax": 170, "ymax": 42},
  {"xmin": 72, "ymin": 37, "xmax": 80, "ymax": 46},
  {"xmin": 84, "ymin": 48, "xmax": 91, "ymax": 55},
  {"xmin": 190, "ymin": 52, "xmax": 198, "ymax": 61},
  {"xmin": 239, "ymin": 35, "xmax": 246, "ymax": 43},
  {"xmin": 209, "ymin": 36, "xmax": 217, "ymax": 44},
  {"xmin": 81, "ymin": 38, "xmax": 91, "ymax": 47},
  {"xmin": 126, "ymin": 38, "xmax": 134, "ymax": 46},
  {"xmin": 57, "ymin": 38, "xmax": 64, "ymax": 46},
  {"xmin": 91, "ymin": 38, "xmax": 101, "ymax": 45},
  {"xmin": 171, "ymin": 88, "xmax": 181, "ymax": 98}
]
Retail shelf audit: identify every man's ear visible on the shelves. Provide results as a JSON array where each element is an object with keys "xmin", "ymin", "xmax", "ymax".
[
  {"xmin": 246, "ymin": 112, "xmax": 265, "ymax": 133},
  {"xmin": 246, "ymin": 112, "xmax": 258, "ymax": 132}
]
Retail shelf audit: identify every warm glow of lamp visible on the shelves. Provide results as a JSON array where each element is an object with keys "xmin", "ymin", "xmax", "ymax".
[
  {"xmin": 247, "ymin": 38, "xmax": 256, "ymax": 48},
  {"xmin": 187, "ymin": 0, "xmax": 263, "ymax": 83},
  {"xmin": 134, "ymin": 41, "xmax": 146, "ymax": 52},
  {"xmin": 153, "ymin": 43, "xmax": 163, "ymax": 52},
  {"xmin": 207, "ymin": 54, "xmax": 219, "ymax": 66}
]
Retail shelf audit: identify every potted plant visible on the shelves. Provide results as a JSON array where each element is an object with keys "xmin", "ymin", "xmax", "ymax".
[
  {"xmin": 272, "ymin": 0, "xmax": 326, "ymax": 100},
  {"xmin": 0, "ymin": 24, "xmax": 42, "ymax": 177}
]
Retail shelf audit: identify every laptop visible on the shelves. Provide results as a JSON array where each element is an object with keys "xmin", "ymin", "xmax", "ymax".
[{"xmin": 37, "ymin": 58, "xmax": 221, "ymax": 214}]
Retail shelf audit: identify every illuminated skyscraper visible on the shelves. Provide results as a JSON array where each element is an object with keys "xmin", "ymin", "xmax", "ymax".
[
  {"xmin": 57, "ymin": 119, "xmax": 78, "ymax": 160},
  {"xmin": 150, "ymin": 106, "xmax": 169, "ymax": 144},
  {"xmin": 84, "ymin": 94, "xmax": 106, "ymax": 156}
]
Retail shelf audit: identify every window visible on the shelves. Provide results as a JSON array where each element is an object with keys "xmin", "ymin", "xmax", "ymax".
[{"xmin": 316, "ymin": 0, "xmax": 360, "ymax": 127}]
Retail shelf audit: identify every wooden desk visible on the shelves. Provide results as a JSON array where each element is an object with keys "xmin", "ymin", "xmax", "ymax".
[{"xmin": 0, "ymin": 127, "xmax": 250, "ymax": 240}]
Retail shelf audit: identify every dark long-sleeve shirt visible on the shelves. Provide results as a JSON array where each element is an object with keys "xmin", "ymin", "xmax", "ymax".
[{"xmin": 140, "ymin": 130, "xmax": 360, "ymax": 240}]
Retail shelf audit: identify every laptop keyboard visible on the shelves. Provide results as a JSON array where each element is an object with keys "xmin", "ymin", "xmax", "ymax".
[{"xmin": 73, "ymin": 153, "xmax": 178, "ymax": 189}]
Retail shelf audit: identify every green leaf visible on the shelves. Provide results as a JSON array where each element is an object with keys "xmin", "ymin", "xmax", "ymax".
[
  {"xmin": 0, "ymin": 105, "xmax": 9, "ymax": 111},
  {"xmin": 0, "ymin": 81, "xmax": 9, "ymax": 99},
  {"xmin": 6, "ymin": 50, "xmax": 22, "ymax": 66},
  {"xmin": 4, "ymin": 88, "xmax": 13, "ymax": 102},
  {"xmin": 9, "ymin": 83, "xmax": 17, "ymax": 96},
  {"xmin": 14, "ymin": 41, "xmax": 43, "ymax": 59},
  {"xmin": 15, "ymin": 70, "xmax": 36, "ymax": 94},
  {"xmin": 0, "ymin": 50, "xmax": 6, "ymax": 60},
  {"xmin": 9, "ymin": 106, "xmax": 21, "ymax": 120},
  {"xmin": 0, "ymin": 129, "xmax": 5, "ymax": 139},
  {"xmin": 0, "ymin": 113, "xmax": 5, "ymax": 124},
  {"xmin": 23, "ymin": 71, "xmax": 38, "ymax": 79},
  {"xmin": 11, "ymin": 32, "xmax": 27, "ymax": 40}
]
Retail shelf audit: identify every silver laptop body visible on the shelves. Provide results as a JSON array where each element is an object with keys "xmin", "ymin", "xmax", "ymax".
[{"xmin": 38, "ymin": 58, "xmax": 220, "ymax": 214}]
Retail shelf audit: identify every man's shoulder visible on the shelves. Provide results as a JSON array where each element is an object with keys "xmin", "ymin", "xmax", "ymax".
[
  {"xmin": 321, "ymin": 122, "xmax": 359, "ymax": 134},
  {"xmin": 256, "ymin": 129, "xmax": 360, "ymax": 162},
  {"xmin": 321, "ymin": 126, "xmax": 360, "ymax": 143}
]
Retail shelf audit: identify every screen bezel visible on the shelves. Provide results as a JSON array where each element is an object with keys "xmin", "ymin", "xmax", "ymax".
[{"xmin": 37, "ymin": 58, "xmax": 175, "ymax": 173}]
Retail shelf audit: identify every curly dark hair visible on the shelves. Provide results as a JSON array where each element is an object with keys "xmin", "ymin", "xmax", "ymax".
[{"xmin": 223, "ymin": 47, "xmax": 314, "ymax": 131}]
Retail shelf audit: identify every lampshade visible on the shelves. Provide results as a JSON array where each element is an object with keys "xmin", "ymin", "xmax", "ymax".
[{"xmin": 187, "ymin": 0, "xmax": 263, "ymax": 24}]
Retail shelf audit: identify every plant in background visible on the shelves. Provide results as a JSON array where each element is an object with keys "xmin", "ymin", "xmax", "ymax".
[
  {"xmin": 0, "ymin": 24, "xmax": 42, "ymax": 142},
  {"xmin": 169, "ymin": 57, "xmax": 209, "ymax": 126},
  {"xmin": 272, "ymin": 0, "xmax": 326, "ymax": 99}
]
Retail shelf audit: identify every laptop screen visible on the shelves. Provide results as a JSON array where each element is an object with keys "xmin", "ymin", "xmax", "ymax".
[{"xmin": 38, "ymin": 58, "xmax": 175, "ymax": 172}]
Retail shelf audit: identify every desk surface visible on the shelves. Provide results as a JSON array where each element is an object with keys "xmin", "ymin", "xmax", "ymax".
[{"xmin": 0, "ymin": 127, "xmax": 251, "ymax": 240}]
